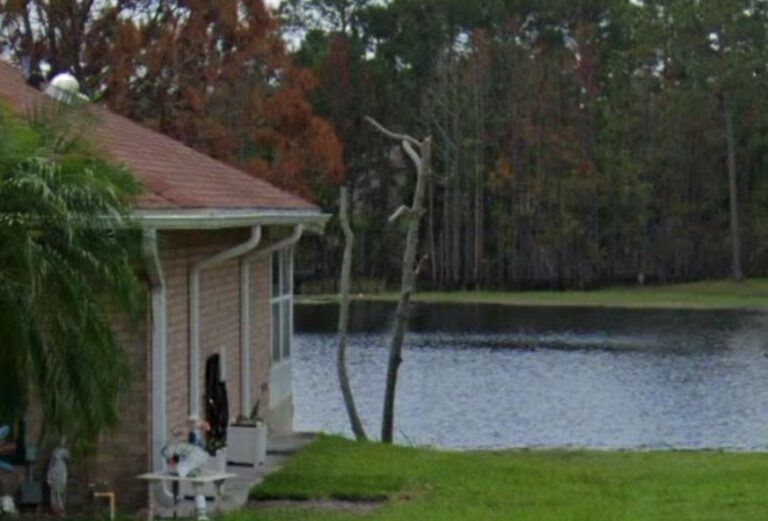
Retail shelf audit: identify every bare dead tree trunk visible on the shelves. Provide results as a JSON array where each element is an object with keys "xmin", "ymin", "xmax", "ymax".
[
  {"xmin": 442, "ymin": 184, "xmax": 450, "ymax": 285},
  {"xmin": 365, "ymin": 116, "xmax": 431, "ymax": 444},
  {"xmin": 473, "ymin": 78, "xmax": 485, "ymax": 287},
  {"xmin": 473, "ymin": 157, "xmax": 482, "ymax": 286},
  {"xmin": 337, "ymin": 186, "xmax": 367, "ymax": 441},
  {"xmin": 451, "ymin": 175, "xmax": 461, "ymax": 285},
  {"xmin": 724, "ymin": 93, "xmax": 743, "ymax": 281},
  {"xmin": 428, "ymin": 175, "xmax": 437, "ymax": 285}
]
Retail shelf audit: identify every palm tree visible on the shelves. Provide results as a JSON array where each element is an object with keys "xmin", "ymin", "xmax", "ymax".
[{"xmin": 0, "ymin": 101, "xmax": 141, "ymax": 449}]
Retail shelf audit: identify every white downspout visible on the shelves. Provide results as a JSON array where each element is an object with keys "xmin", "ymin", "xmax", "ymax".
[
  {"xmin": 142, "ymin": 229, "xmax": 174, "ymax": 506},
  {"xmin": 240, "ymin": 225, "xmax": 304, "ymax": 416},
  {"xmin": 189, "ymin": 226, "xmax": 262, "ymax": 419},
  {"xmin": 240, "ymin": 259, "xmax": 251, "ymax": 417}
]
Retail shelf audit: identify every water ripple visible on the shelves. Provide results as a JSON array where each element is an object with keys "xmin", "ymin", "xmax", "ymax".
[{"xmin": 292, "ymin": 304, "xmax": 768, "ymax": 450}]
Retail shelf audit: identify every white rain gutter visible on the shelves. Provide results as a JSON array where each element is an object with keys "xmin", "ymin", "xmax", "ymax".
[
  {"xmin": 189, "ymin": 226, "xmax": 262, "ymax": 419},
  {"xmin": 239, "ymin": 224, "xmax": 304, "ymax": 416},
  {"xmin": 142, "ymin": 229, "xmax": 174, "ymax": 506},
  {"xmin": 133, "ymin": 209, "xmax": 330, "ymax": 231}
]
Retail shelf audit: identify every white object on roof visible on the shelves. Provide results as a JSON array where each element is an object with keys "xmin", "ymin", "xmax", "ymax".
[
  {"xmin": 44, "ymin": 72, "xmax": 89, "ymax": 103},
  {"xmin": 50, "ymin": 72, "xmax": 79, "ymax": 93}
]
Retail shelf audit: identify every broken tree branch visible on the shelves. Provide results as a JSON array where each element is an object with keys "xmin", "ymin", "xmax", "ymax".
[
  {"xmin": 414, "ymin": 254, "xmax": 430, "ymax": 277},
  {"xmin": 388, "ymin": 205, "xmax": 411, "ymax": 223},
  {"xmin": 402, "ymin": 141, "xmax": 422, "ymax": 170},
  {"xmin": 365, "ymin": 116, "xmax": 422, "ymax": 148}
]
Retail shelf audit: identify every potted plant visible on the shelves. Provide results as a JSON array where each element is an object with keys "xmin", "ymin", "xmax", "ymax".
[
  {"xmin": 202, "ymin": 421, "xmax": 227, "ymax": 474},
  {"xmin": 227, "ymin": 402, "xmax": 267, "ymax": 467}
]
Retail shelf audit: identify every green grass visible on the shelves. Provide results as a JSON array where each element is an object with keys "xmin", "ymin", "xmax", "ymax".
[
  {"xmin": 232, "ymin": 435, "xmax": 768, "ymax": 521},
  {"xmin": 298, "ymin": 278, "xmax": 768, "ymax": 310}
]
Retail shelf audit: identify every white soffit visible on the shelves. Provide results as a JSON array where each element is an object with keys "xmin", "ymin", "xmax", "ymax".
[{"xmin": 133, "ymin": 208, "xmax": 330, "ymax": 232}]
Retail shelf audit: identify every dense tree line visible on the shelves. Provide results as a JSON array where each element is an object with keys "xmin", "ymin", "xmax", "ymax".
[
  {"xmin": 287, "ymin": 0, "xmax": 768, "ymax": 290},
  {"xmin": 4, "ymin": 1, "xmax": 768, "ymax": 290}
]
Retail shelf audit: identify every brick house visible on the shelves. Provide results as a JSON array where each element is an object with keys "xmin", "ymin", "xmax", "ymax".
[{"xmin": 0, "ymin": 61, "xmax": 329, "ymax": 510}]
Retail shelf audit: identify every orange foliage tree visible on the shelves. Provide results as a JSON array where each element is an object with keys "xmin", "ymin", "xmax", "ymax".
[{"xmin": 0, "ymin": 0, "xmax": 344, "ymax": 197}]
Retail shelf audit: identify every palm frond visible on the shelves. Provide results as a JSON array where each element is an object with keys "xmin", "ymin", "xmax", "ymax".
[{"xmin": 0, "ymin": 101, "xmax": 142, "ymax": 450}]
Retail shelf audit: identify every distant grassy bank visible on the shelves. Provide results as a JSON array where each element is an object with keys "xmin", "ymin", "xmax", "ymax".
[
  {"xmin": 237, "ymin": 435, "xmax": 768, "ymax": 521},
  {"xmin": 298, "ymin": 278, "xmax": 768, "ymax": 310}
]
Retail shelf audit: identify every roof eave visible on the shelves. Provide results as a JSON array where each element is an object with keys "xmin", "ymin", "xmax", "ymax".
[{"xmin": 134, "ymin": 208, "xmax": 331, "ymax": 233}]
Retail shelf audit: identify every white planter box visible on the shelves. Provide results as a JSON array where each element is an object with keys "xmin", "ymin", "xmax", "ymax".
[{"xmin": 227, "ymin": 424, "xmax": 268, "ymax": 466}]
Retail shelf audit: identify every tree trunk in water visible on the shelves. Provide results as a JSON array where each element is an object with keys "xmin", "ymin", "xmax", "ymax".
[
  {"xmin": 724, "ymin": 94, "xmax": 743, "ymax": 281},
  {"xmin": 336, "ymin": 186, "xmax": 367, "ymax": 440}
]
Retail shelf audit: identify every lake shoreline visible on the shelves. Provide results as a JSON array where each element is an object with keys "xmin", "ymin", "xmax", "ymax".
[{"xmin": 298, "ymin": 277, "xmax": 768, "ymax": 310}]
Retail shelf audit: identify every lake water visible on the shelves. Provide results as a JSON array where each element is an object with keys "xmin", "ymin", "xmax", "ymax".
[{"xmin": 292, "ymin": 302, "xmax": 768, "ymax": 450}]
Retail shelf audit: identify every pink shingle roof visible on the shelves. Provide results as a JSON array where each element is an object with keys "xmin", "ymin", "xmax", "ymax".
[{"xmin": 0, "ymin": 61, "xmax": 318, "ymax": 212}]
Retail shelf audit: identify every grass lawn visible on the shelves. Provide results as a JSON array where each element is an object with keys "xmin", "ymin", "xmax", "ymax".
[
  {"xmin": 231, "ymin": 435, "xmax": 768, "ymax": 521},
  {"xmin": 298, "ymin": 278, "xmax": 768, "ymax": 310}
]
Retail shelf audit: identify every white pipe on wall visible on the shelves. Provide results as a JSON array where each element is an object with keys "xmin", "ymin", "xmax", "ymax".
[
  {"xmin": 240, "ymin": 225, "xmax": 304, "ymax": 417},
  {"xmin": 189, "ymin": 226, "xmax": 261, "ymax": 419},
  {"xmin": 249, "ymin": 225, "xmax": 304, "ymax": 262},
  {"xmin": 240, "ymin": 259, "xmax": 252, "ymax": 417},
  {"xmin": 142, "ymin": 229, "xmax": 174, "ymax": 507}
]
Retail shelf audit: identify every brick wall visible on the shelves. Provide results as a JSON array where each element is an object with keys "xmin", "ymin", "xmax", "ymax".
[
  {"xmin": 161, "ymin": 228, "xmax": 267, "ymax": 434},
  {"xmin": 80, "ymin": 311, "xmax": 151, "ymax": 510},
  {"xmin": 166, "ymin": 228, "xmax": 244, "ymax": 427},
  {"xmin": 5, "ymin": 227, "xmax": 283, "ymax": 515}
]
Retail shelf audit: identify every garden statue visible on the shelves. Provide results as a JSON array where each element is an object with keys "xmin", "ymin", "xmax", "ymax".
[
  {"xmin": 0, "ymin": 495, "xmax": 16, "ymax": 517},
  {"xmin": 46, "ymin": 446, "xmax": 69, "ymax": 516}
]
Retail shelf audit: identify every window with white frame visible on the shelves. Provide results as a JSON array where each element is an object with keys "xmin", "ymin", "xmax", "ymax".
[{"xmin": 271, "ymin": 248, "xmax": 293, "ymax": 364}]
